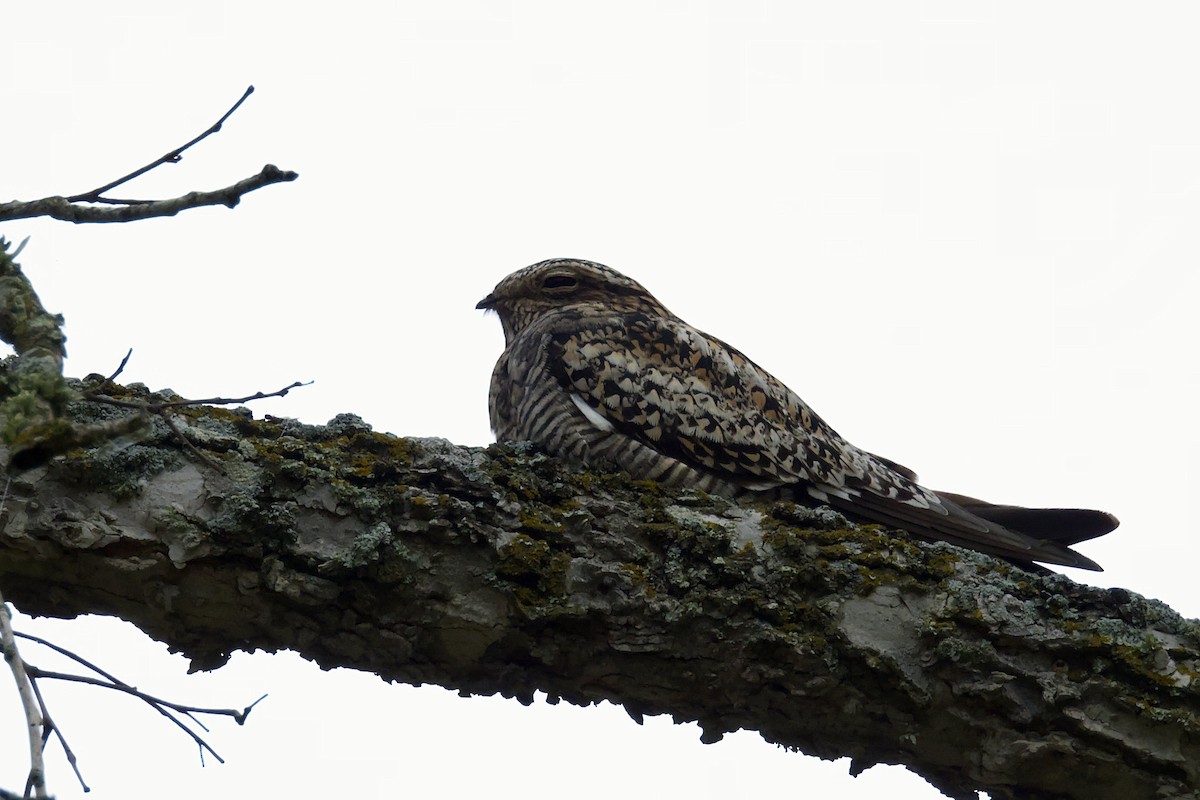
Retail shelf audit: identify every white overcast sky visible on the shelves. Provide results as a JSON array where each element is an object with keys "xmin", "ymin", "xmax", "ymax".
[{"xmin": 2, "ymin": 3, "xmax": 1198, "ymax": 799}]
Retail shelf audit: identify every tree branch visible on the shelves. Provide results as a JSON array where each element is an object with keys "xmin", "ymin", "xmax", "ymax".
[
  {"xmin": 0, "ymin": 165, "xmax": 298, "ymax": 224},
  {"xmin": 0, "ymin": 390, "xmax": 1195, "ymax": 800},
  {"xmin": 0, "ymin": 237, "xmax": 91, "ymax": 471},
  {"xmin": 26, "ymin": 675, "xmax": 89, "ymax": 793},
  {"xmin": 0, "ymin": 592, "xmax": 47, "ymax": 798},
  {"xmin": 0, "ymin": 86, "xmax": 297, "ymax": 225}
]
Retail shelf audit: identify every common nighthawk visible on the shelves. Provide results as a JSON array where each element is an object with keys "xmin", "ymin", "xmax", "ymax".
[{"xmin": 478, "ymin": 258, "xmax": 1117, "ymax": 571}]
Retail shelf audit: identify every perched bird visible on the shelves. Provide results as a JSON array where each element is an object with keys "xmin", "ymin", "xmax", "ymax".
[{"xmin": 478, "ymin": 259, "xmax": 1117, "ymax": 571}]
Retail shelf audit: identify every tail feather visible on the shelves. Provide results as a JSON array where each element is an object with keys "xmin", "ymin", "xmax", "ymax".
[
  {"xmin": 935, "ymin": 492, "xmax": 1119, "ymax": 546},
  {"xmin": 812, "ymin": 487, "xmax": 1111, "ymax": 572},
  {"xmin": 850, "ymin": 455, "xmax": 1116, "ymax": 569}
]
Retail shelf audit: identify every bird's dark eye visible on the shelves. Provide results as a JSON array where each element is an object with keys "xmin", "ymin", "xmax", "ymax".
[{"xmin": 542, "ymin": 275, "xmax": 578, "ymax": 291}]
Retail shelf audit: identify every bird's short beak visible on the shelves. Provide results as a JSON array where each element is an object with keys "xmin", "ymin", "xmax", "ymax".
[{"xmin": 476, "ymin": 293, "xmax": 497, "ymax": 310}]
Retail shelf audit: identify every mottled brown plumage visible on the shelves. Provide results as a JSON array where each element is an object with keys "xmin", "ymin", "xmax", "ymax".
[{"xmin": 478, "ymin": 258, "xmax": 1118, "ymax": 570}]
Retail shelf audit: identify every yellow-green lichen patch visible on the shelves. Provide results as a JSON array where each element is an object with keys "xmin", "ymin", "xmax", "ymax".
[
  {"xmin": 1, "ymin": 377, "xmax": 74, "ymax": 444},
  {"xmin": 1113, "ymin": 693, "xmax": 1200, "ymax": 733},
  {"xmin": 518, "ymin": 508, "xmax": 566, "ymax": 535},
  {"xmin": 620, "ymin": 562, "xmax": 656, "ymax": 599},
  {"xmin": 405, "ymin": 492, "xmax": 437, "ymax": 519},
  {"xmin": 483, "ymin": 443, "xmax": 564, "ymax": 502},
  {"xmin": 1066, "ymin": 621, "xmax": 1200, "ymax": 692},
  {"xmin": 373, "ymin": 538, "xmax": 420, "ymax": 586},
  {"xmin": 496, "ymin": 532, "xmax": 572, "ymax": 606},
  {"xmin": 759, "ymin": 501, "xmax": 964, "ymax": 595},
  {"xmin": 332, "ymin": 430, "xmax": 415, "ymax": 484}
]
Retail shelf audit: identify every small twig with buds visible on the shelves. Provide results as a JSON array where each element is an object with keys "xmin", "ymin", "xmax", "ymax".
[
  {"xmin": 9, "ymin": 629, "xmax": 266, "ymax": 784},
  {"xmin": 0, "ymin": 86, "xmax": 297, "ymax": 224}
]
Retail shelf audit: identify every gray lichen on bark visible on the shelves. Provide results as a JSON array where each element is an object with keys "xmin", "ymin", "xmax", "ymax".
[
  {"xmin": 0, "ymin": 239, "xmax": 149, "ymax": 470},
  {"xmin": 0, "ymin": 383, "xmax": 1197, "ymax": 800}
]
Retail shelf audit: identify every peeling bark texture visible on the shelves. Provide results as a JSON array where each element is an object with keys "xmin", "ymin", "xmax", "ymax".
[{"xmin": 0, "ymin": 383, "xmax": 1197, "ymax": 800}]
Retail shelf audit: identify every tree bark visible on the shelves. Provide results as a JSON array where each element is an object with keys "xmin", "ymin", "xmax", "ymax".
[{"xmin": 0, "ymin": 383, "xmax": 1196, "ymax": 800}]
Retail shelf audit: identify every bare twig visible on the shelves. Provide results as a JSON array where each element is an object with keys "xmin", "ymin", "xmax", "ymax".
[
  {"xmin": 15, "ymin": 631, "xmax": 130, "ymax": 687},
  {"xmin": 0, "ymin": 85, "xmax": 297, "ymax": 225},
  {"xmin": 11, "ymin": 631, "xmax": 267, "ymax": 772},
  {"xmin": 0, "ymin": 594, "xmax": 47, "ymax": 798},
  {"xmin": 67, "ymin": 86, "xmax": 256, "ymax": 203},
  {"xmin": 23, "ymin": 666, "xmax": 268, "ymax": 766},
  {"xmin": 105, "ymin": 348, "xmax": 134, "ymax": 383},
  {"xmin": 0, "ymin": 627, "xmax": 267, "ymax": 791},
  {"xmin": 158, "ymin": 410, "xmax": 224, "ymax": 472},
  {"xmin": 158, "ymin": 381, "xmax": 312, "ymax": 408},
  {"xmin": 0, "ymin": 165, "xmax": 298, "ymax": 224},
  {"xmin": 27, "ymin": 665, "xmax": 228, "ymax": 764},
  {"xmin": 14, "ymin": 632, "xmax": 266, "ymax": 725},
  {"xmin": 83, "ymin": 380, "xmax": 310, "ymax": 410},
  {"xmin": 28, "ymin": 678, "xmax": 89, "ymax": 793}
]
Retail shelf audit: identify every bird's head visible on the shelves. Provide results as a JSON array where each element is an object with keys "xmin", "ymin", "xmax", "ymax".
[{"xmin": 477, "ymin": 258, "xmax": 671, "ymax": 344}]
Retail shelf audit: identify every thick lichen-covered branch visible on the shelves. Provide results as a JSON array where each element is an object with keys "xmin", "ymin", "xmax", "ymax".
[
  {"xmin": 0, "ymin": 243, "xmax": 151, "ymax": 469},
  {"xmin": 0, "ymin": 239, "xmax": 77, "ymax": 466},
  {"xmin": 0, "ymin": 385, "xmax": 1196, "ymax": 800}
]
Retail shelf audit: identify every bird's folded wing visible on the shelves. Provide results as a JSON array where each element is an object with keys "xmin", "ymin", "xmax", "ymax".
[
  {"xmin": 548, "ymin": 312, "xmax": 861, "ymax": 489},
  {"xmin": 547, "ymin": 312, "xmax": 1103, "ymax": 570}
]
